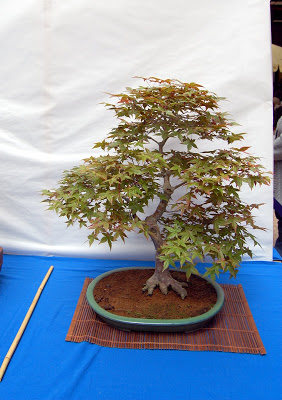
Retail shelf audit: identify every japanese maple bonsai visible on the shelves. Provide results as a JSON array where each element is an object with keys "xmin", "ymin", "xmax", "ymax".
[{"xmin": 42, "ymin": 77, "xmax": 270, "ymax": 301}]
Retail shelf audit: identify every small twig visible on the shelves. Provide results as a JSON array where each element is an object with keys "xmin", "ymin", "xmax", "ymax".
[{"xmin": 148, "ymin": 136, "xmax": 159, "ymax": 145}]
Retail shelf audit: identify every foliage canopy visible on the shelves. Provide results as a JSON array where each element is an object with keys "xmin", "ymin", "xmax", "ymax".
[{"xmin": 42, "ymin": 77, "xmax": 270, "ymax": 282}]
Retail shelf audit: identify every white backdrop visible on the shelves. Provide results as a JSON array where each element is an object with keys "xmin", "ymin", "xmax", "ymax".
[{"xmin": 0, "ymin": 0, "xmax": 274, "ymax": 261}]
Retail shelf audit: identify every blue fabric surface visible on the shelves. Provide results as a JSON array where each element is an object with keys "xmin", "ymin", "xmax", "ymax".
[
  {"xmin": 0, "ymin": 254, "xmax": 281, "ymax": 400},
  {"xmin": 273, "ymin": 247, "xmax": 282, "ymax": 260}
]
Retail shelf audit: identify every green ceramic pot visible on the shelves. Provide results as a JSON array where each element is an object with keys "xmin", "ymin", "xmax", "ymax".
[{"xmin": 86, "ymin": 267, "xmax": 225, "ymax": 333}]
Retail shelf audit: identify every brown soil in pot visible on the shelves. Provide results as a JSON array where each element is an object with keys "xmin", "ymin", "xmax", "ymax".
[{"xmin": 93, "ymin": 269, "xmax": 217, "ymax": 319}]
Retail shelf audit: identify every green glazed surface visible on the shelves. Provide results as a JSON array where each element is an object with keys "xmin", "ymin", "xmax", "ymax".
[{"xmin": 86, "ymin": 267, "xmax": 225, "ymax": 332}]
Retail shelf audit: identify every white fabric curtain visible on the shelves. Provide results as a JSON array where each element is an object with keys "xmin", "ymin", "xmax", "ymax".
[{"xmin": 0, "ymin": 0, "xmax": 273, "ymax": 261}]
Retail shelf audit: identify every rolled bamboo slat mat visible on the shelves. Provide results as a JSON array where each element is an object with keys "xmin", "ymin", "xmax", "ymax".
[{"xmin": 66, "ymin": 277, "xmax": 266, "ymax": 355}]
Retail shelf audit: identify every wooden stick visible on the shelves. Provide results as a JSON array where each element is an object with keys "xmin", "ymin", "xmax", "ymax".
[{"xmin": 0, "ymin": 265, "xmax": 54, "ymax": 381}]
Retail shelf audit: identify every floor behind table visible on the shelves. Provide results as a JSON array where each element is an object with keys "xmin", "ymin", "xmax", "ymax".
[{"xmin": 0, "ymin": 254, "xmax": 280, "ymax": 400}]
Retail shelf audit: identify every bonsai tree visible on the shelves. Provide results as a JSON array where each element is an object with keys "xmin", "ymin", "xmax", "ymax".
[{"xmin": 42, "ymin": 77, "xmax": 270, "ymax": 299}]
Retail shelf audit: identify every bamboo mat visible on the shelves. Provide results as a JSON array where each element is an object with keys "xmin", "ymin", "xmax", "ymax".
[{"xmin": 66, "ymin": 278, "xmax": 266, "ymax": 354}]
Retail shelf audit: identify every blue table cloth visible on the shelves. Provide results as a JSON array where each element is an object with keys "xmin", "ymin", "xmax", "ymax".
[{"xmin": 0, "ymin": 254, "xmax": 281, "ymax": 400}]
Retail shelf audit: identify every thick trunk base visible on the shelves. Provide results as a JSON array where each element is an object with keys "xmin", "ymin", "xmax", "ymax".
[{"xmin": 142, "ymin": 269, "xmax": 188, "ymax": 299}]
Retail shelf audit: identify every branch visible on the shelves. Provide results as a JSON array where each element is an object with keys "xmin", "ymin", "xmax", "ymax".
[
  {"xmin": 159, "ymin": 137, "xmax": 169, "ymax": 154},
  {"xmin": 147, "ymin": 136, "xmax": 159, "ymax": 145},
  {"xmin": 172, "ymin": 181, "xmax": 186, "ymax": 190},
  {"xmin": 150, "ymin": 171, "xmax": 173, "ymax": 221}
]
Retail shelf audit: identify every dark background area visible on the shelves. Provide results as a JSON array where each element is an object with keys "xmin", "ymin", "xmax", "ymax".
[{"xmin": 271, "ymin": 1, "xmax": 282, "ymax": 46}]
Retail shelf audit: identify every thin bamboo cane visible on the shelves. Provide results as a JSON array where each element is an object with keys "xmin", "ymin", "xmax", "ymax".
[{"xmin": 0, "ymin": 265, "xmax": 54, "ymax": 381}]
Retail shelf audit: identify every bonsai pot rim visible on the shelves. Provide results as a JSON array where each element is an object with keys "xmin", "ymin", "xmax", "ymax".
[{"xmin": 86, "ymin": 267, "xmax": 225, "ymax": 332}]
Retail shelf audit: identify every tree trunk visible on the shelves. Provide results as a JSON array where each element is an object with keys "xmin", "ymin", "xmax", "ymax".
[
  {"xmin": 142, "ymin": 216, "xmax": 188, "ymax": 299},
  {"xmin": 141, "ymin": 171, "xmax": 188, "ymax": 299}
]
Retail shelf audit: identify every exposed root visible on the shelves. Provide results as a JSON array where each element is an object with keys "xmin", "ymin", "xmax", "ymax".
[{"xmin": 142, "ymin": 275, "xmax": 188, "ymax": 299}]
